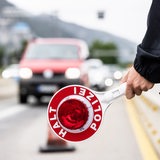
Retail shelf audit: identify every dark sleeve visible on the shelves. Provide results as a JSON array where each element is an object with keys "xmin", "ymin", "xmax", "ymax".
[{"xmin": 134, "ymin": 0, "xmax": 160, "ymax": 83}]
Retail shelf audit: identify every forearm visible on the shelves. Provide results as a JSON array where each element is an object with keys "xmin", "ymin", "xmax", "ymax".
[{"xmin": 134, "ymin": 0, "xmax": 160, "ymax": 83}]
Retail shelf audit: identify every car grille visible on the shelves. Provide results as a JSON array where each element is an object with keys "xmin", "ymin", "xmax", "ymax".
[{"xmin": 33, "ymin": 72, "xmax": 64, "ymax": 79}]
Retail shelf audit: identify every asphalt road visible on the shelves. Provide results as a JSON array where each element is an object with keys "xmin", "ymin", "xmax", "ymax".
[{"xmin": 0, "ymin": 94, "xmax": 143, "ymax": 160}]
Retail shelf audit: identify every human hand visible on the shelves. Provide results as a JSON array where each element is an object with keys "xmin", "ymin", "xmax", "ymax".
[{"xmin": 121, "ymin": 66, "xmax": 154, "ymax": 99}]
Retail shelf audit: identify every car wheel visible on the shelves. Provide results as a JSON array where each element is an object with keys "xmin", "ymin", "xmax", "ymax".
[{"xmin": 19, "ymin": 94, "xmax": 28, "ymax": 104}]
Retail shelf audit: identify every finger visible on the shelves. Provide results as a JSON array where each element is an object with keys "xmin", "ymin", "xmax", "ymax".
[
  {"xmin": 134, "ymin": 89, "xmax": 142, "ymax": 96},
  {"xmin": 140, "ymin": 82, "xmax": 154, "ymax": 91},
  {"xmin": 121, "ymin": 72, "xmax": 128, "ymax": 83},
  {"xmin": 126, "ymin": 84, "xmax": 135, "ymax": 99},
  {"xmin": 132, "ymin": 84, "xmax": 142, "ymax": 96}
]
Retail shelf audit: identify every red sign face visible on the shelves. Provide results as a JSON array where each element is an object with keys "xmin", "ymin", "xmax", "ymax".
[{"xmin": 47, "ymin": 85, "xmax": 103, "ymax": 142}]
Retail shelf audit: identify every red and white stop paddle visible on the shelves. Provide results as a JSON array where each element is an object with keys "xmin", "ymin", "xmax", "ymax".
[{"xmin": 47, "ymin": 83, "xmax": 126, "ymax": 142}]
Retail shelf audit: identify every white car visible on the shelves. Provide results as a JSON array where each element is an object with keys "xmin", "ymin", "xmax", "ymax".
[
  {"xmin": 82, "ymin": 59, "xmax": 113, "ymax": 91},
  {"xmin": 1, "ymin": 64, "xmax": 19, "ymax": 80}
]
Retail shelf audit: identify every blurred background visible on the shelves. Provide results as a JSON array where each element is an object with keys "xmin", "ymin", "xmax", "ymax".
[{"xmin": 0, "ymin": 0, "xmax": 160, "ymax": 160}]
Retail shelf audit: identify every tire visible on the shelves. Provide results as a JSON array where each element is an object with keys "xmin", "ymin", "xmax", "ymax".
[{"xmin": 19, "ymin": 94, "xmax": 27, "ymax": 104}]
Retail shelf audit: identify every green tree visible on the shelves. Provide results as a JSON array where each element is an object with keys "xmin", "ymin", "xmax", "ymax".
[
  {"xmin": 16, "ymin": 40, "xmax": 28, "ymax": 61},
  {"xmin": 89, "ymin": 40, "xmax": 118, "ymax": 64},
  {"xmin": 9, "ymin": 40, "xmax": 28, "ymax": 63}
]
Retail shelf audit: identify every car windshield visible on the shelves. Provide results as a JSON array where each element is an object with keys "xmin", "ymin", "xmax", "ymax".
[{"xmin": 25, "ymin": 43, "xmax": 79, "ymax": 59}]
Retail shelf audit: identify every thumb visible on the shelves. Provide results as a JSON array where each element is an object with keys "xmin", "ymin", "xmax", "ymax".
[{"xmin": 121, "ymin": 72, "xmax": 128, "ymax": 84}]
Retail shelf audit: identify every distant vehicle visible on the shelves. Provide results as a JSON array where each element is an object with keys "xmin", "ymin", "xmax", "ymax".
[
  {"xmin": 18, "ymin": 38, "xmax": 89, "ymax": 103},
  {"xmin": 108, "ymin": 65, "xmax": 123, "ymax": 81},
  {"xmin": 82, "ymin": 59, "xmax": 113, "ymax": 91},
  {"xmin": 99, "ymin": 65, "xmax": 114, "ymax": 89},
  {"xmin": 1, "ymin": 64, "xmax": 19, "ymax": 80},
  {"xmin": 83, "ymin": 58, "xmax": 103, "ymax": 69}
]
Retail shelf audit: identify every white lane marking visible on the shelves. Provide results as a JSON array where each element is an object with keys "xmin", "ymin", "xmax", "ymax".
[{"xmin": 0, "ymin": 105, "xmax": 27, "ymax": 120}]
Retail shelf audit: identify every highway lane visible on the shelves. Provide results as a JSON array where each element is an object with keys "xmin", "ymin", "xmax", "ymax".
[
  {"xmin": 0, "ymin": 97, "xmax": 47, "ymax": 160},
  {"xmin": 0, "ymin": 96, "xmax": 143, "ymax": 160}
]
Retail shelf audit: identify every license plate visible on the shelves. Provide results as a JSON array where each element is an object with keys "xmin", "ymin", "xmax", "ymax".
[{"xmin": 38, "ymin": 85, "xmax": 59, "ymax": 93}]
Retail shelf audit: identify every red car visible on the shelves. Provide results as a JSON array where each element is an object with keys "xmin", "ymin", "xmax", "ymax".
[{"xmin": 18, "ymin": 38, "xmax": 89, "ymax": 103}]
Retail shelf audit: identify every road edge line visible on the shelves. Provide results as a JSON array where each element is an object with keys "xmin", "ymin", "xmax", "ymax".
[{"xmin": 124, "ymin": 99, "xmax": 159, "ymax": 160}]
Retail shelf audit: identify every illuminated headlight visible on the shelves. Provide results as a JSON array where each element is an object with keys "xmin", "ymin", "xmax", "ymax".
[
  {"xmin": 105, "ymin": 78, "xmax": 113, "ymax": 87},
  {"xmin": 2, "ymin": 70, "xmax": 11, "ymax": 79},
  {"xmin": 19, "ymin": 68, "xmax": 33, "ymax": 79},
  {"xmin": 114, "ymin": 71, "xmax": 122, "ymax": 80},
  {"xmin": 65, "ymin": 68, "xmax": 80, "ymax": 79}
]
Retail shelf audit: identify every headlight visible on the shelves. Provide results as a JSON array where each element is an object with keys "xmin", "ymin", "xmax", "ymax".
[
  {"xmin": 114, "ymin": 71, "xmax": 122, "ymax": 80},
  {"xmin": 105, "ymin": 78, "xmax": 113, "ymax": 87},
  {"xmin": 19, "ymin": 68, "xmax": 33, "ymax": 79},
  {"xmin": 2, "ymin": 70, "xmax": 11, "ymax": 79},
  {"xmin": 65, "ymin": 68, "xmax": 80, "ymax": 79}
]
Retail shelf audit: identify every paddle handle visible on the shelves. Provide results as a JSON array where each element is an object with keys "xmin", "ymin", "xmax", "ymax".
[{"xmin": 103, "ymin": 83, "xmax": 126, "ymax": 103}]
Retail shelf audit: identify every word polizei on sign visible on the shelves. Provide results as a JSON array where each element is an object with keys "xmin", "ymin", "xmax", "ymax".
[{"xmin": 48, "ymin": 85, "xmax": 103, "ymax": 142}]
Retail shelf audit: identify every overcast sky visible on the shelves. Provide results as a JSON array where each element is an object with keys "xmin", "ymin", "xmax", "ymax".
[{"xmin": 8, "ymin": 0, "xmax": 152, "ymax": 43}]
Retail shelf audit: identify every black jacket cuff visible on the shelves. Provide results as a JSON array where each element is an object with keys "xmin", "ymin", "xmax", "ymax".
[{"xmin": 134, "ymin": 45, "xmax": 160, "ymax": 83}]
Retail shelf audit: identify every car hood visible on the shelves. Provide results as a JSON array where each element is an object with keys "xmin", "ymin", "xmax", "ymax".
[{"xmin": 20, "ymin": 59, "xmax": 82, "ymax": 73}]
